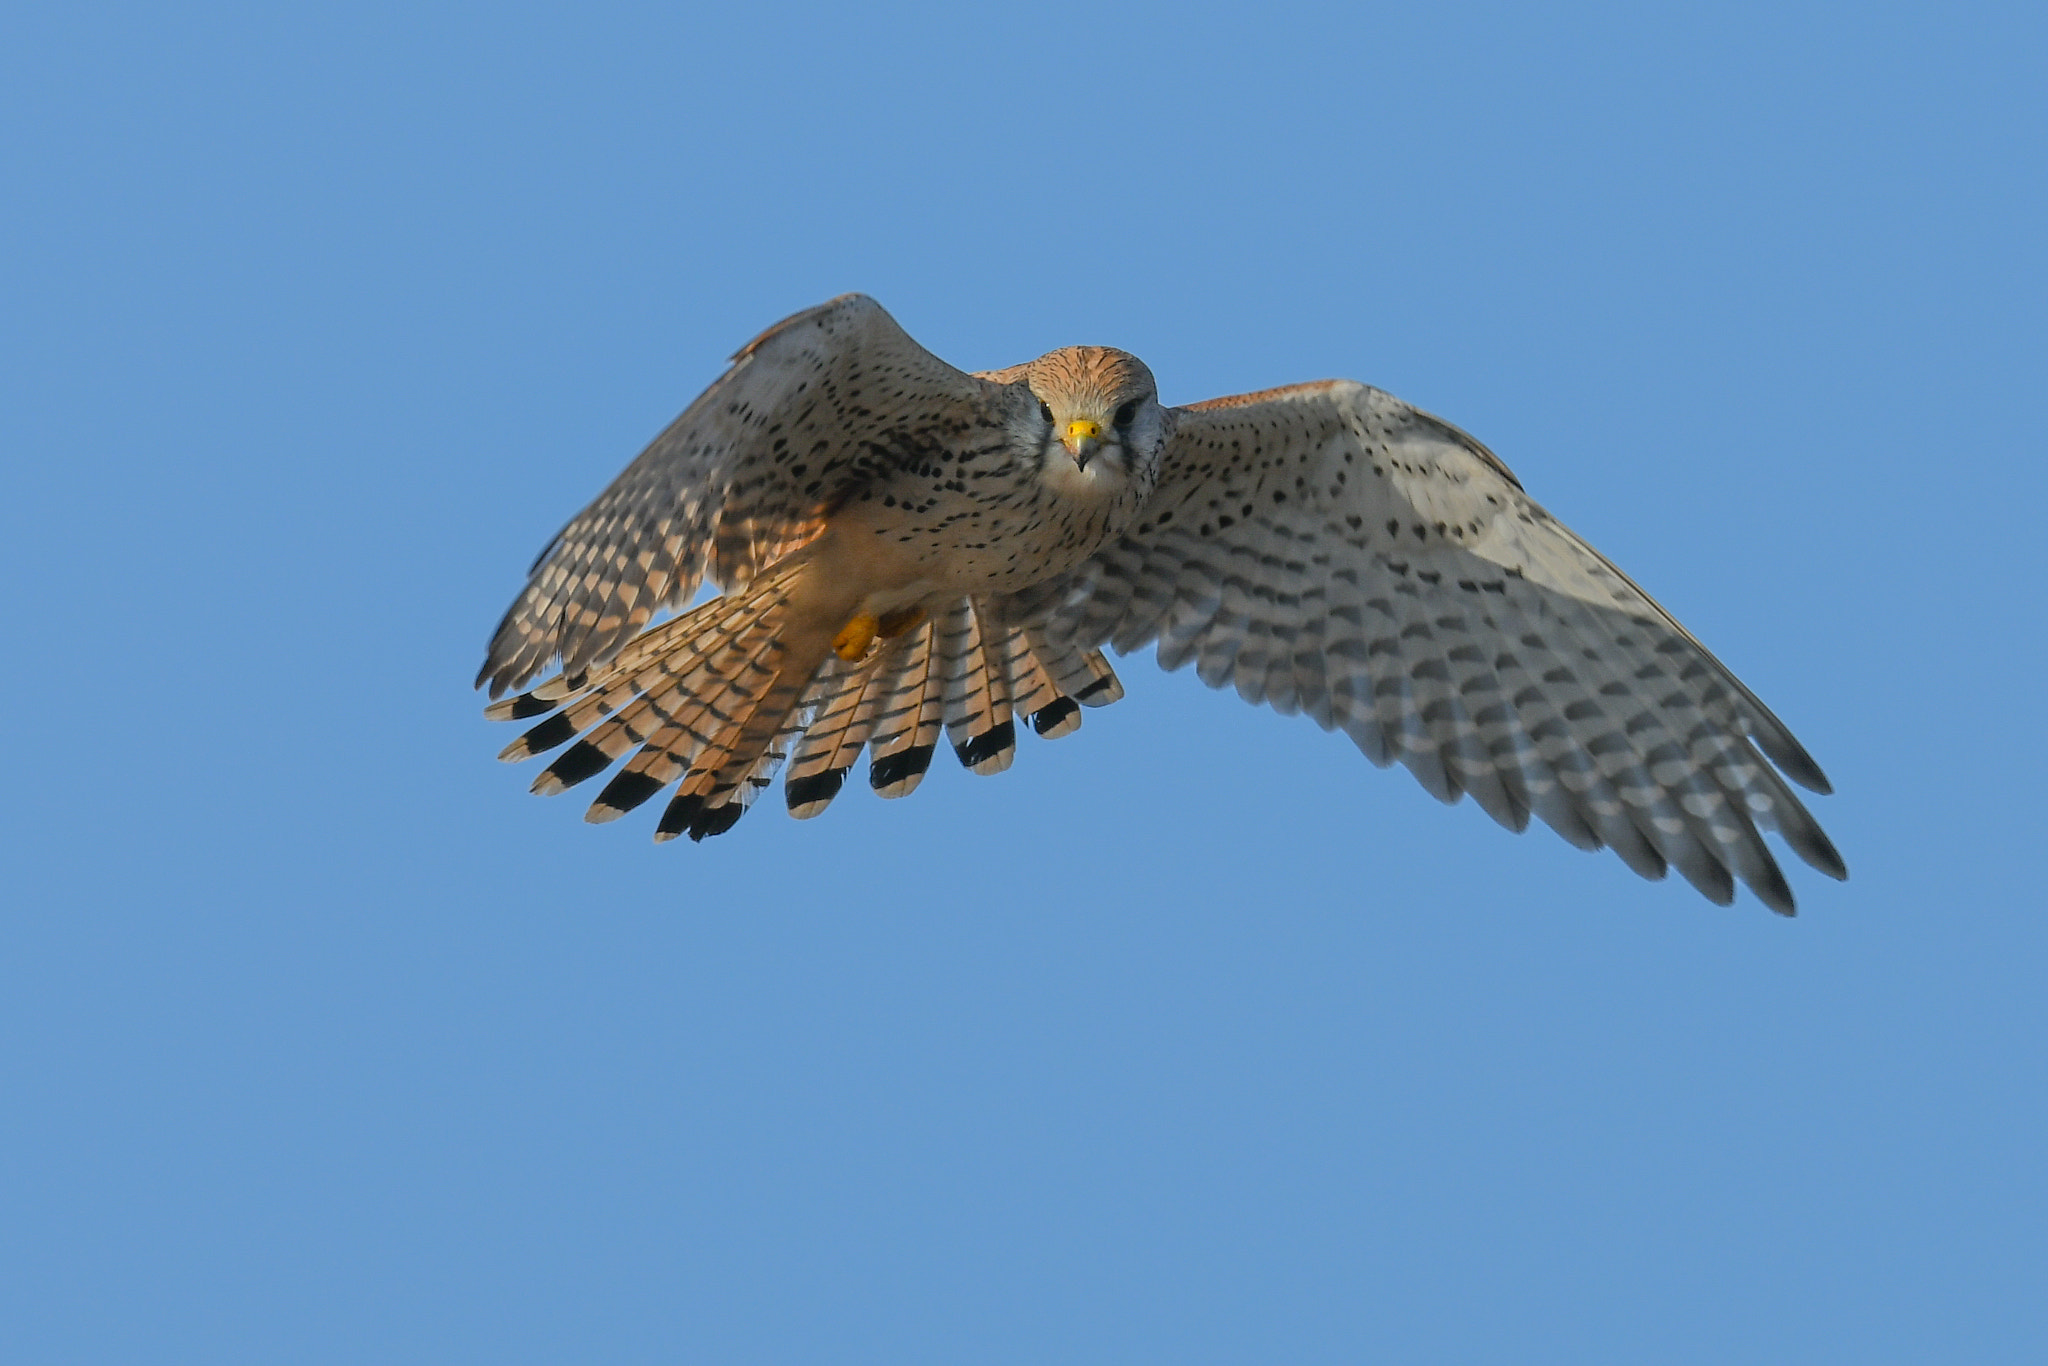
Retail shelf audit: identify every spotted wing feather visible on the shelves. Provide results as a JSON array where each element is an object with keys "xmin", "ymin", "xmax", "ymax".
[
  {"xmin": 478, "ymin": 294, "xmax": 989, "ymax": 697},
  {"xmin": 1010, "ymin": 380, "xmax": 1843, "ymax": 914}
]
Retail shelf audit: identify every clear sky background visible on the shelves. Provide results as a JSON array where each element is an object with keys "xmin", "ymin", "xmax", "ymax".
[{"xmin": 4, "ymin": 3, "xmax": 2043, "ymax": 1362}]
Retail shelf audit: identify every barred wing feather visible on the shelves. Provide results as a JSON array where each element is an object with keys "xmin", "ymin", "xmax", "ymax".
[
  {"xmin": 1012, "ymin": 380, "xmax": 1845, "ymax": 914},
  {"xmin": 478, "ymin": 294, "xmax": 985, "ymax": 697}
]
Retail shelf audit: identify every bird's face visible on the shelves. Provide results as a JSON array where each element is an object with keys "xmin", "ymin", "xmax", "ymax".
[{"xmin": 1020, "ymin": 346, "xmax": 1166, "ymax": 500}]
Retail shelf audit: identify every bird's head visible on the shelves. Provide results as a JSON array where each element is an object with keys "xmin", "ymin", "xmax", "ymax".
[{"xmin": 1019, "ymin": 346, "xmax": 1166, "ymax": 499}]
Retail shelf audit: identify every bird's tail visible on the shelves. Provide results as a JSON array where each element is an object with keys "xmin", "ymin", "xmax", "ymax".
[
  {"xmin": 780, "ymin": 603, "xmax": 1124, "ymax": 820},
  {"xmin": 488, "ymin": 574, "xmax": 1126, "ymax": 840},
  {"xmin": 488, "ymin": 557, "xmax": 835, "ymax": 840}
]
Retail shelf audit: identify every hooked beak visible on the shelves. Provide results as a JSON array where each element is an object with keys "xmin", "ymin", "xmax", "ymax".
[{"xmin": 1061, "ymin": 418, "xmax": 1103, "ymax": 470}]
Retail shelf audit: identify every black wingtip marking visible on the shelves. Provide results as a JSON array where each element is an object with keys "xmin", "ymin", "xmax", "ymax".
[
  {"xmin": 542, "ymin": 739, "xmax": 611, "ymax": 790},
  {"xmin": 870, "ymin": 744, "xmax": 936, "ymax": 791},
  {"xmin": 785, "ymin": 768, "xmax": 848, "ymax": 811},
  {"xmin": 1031, "ymin": 697, "xmax": 1080, "ymax": 736},
  {"xmin": 596, "ymin": 768, "xmax": 666, "ymax": 815},
  {"xmin": 953, "ymin": 720, "xmax": 1016, "ymax": 769},
  {"xmin": 1804, "ymin": 829, "xmax": 1850, "ymax": 882},
  {"xmin": 504, "ymin": 693, "xmax": 557, "ymax": 720},
  {"xmin": 518, "ymin": 712, "xmax": 579, "ymax": 755},
  {"xmin": 1759, "ymin": 729, "xmax": 1833, "ymax": 795},
  {"xmin": 1753, "ymin": 863, "xmax": 1797, "ymax": 917},
  {"xmin": 1073, "ymin": 676, "xmax": 1116, "ymax": 702}
]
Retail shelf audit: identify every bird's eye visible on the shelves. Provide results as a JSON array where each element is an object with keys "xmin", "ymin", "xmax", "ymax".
[
  {"xmin": 1038, "ymin": 401, "xmax": 1054, "ymax": 425},
  {"xmin": 1113, "ymin": 401, "xmax": 1139, "ymax": 429}
]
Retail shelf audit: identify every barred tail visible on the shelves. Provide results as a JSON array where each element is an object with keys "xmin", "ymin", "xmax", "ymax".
[
  {"xmin": 775, "ymin": 599, "xmax": 1127, "ymax": 823},
  {"xmin": 487, "ymin": 585, "xmax": 1128, "ymax": 839},
  {"xmin": 487, "ymin": 558, "xmax": 836, "ymax": 841}
]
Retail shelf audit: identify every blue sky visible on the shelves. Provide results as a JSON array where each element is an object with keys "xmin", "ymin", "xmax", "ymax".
[{"xmin": 4, "ymin": 2, "xmax": 2043, "ymax": 1361}]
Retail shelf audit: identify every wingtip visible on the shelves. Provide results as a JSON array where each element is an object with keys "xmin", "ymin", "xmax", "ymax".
[
  {"xmin": 1749, "ymin": 864, "xmax": 1798, "ymax": 917},
  {"xmin": 1782, "ymin": 750, "xmax": 1834, "ymax": 796},
  {"xmin": 1748, "ymin": 719, "xmax": 1833, "ymax": 795},
  {"xmin": 1787, "ymin": 820, "xmax": 1849, "ymax": 882}
]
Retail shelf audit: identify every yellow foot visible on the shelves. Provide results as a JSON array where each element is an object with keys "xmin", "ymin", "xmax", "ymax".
[
  {"xmin": 833, "ymin": 611, "xmax": 879, "ymax": 662},
  {"xmin": 877, "ymin": 605, "xmax": 927, "ymax": 639}
]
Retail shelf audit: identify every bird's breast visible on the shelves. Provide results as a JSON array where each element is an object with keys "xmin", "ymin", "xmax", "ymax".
[{"xmin": 820, "ymin": 455, "xmax": 1140, "ymax": 601}]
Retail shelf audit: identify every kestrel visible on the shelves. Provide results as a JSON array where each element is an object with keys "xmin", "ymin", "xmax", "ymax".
[{"xmin": 479, "ymin": 295, "xmax": 1845, "ymax": 913}]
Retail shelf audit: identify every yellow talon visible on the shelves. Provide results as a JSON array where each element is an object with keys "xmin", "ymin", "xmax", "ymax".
[{"xmin": 833, "ymin": 612, "xmax": 879, "ymax": 662}]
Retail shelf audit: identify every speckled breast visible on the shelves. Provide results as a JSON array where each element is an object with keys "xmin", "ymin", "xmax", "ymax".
[{"xmin": 844, "ymin": 441, "xmax": 1144, "ymax": 599}]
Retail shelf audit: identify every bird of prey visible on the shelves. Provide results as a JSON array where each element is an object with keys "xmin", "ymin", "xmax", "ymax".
[{"xmin": 478, "ymin": 294, "xmax": 1844, "ymax": 913}]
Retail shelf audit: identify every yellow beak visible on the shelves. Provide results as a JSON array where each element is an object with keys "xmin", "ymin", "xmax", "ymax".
[{"xmin": 1061, "ymin": 417, "xmax": 1103, "ymax": 466}]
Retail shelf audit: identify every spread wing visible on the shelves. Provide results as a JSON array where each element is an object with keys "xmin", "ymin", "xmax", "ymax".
[
  {"xmin": 1010, "ymin": 380, "xmax": 1845, "ymax": 914},
  {"xmin": 478, "ymin": 294, "xmax": 986, "ymax": 696}
]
